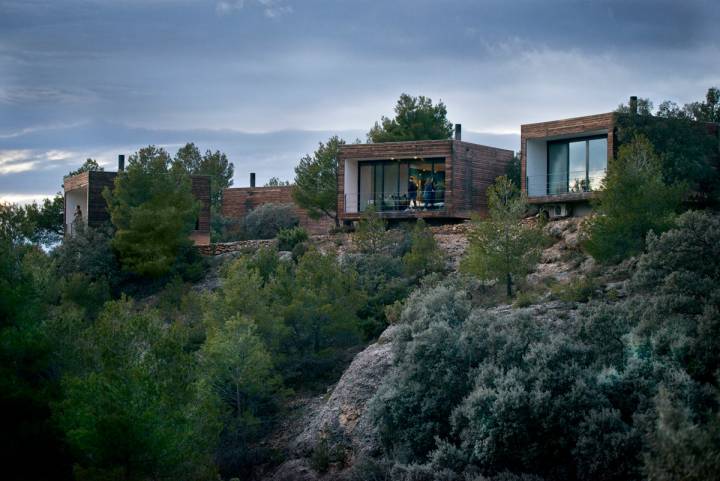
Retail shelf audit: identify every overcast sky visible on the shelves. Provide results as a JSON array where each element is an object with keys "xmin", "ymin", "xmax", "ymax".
[{"xmin": 1, "ymin": 0, "xmax": 718, "ymax": 203}]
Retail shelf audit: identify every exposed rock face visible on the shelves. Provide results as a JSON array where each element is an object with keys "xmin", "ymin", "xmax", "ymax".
[
  {"xmin": 265, "ymin": 326, "xmax": 399, "ymax": 481},
  {"xmin": 292, "ymin": 325, "xmax": 399, "ymax": 457},
  {"xmin": 527, "ymin": 217, "xmax": 594, "ymax": 285}
]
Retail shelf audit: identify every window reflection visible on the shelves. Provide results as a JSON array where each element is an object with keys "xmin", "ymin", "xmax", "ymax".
[{"xmin": 358, "ymin": 158, "xmax": 446, "ymax": 212}]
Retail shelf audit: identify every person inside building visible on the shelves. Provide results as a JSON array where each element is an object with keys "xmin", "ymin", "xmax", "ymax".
[{"xmin": 424, "ymin": 176, "xmax": 435, "ymax": 209}]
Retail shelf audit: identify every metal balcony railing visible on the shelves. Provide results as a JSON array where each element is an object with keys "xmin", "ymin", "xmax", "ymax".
[
  {"xmin": 344, "ymin": 190, "xmax": 447, "ymax": 213},
  {"xmin": 526, "ymin": 170, "xmax": 606, "ymax": 197}
]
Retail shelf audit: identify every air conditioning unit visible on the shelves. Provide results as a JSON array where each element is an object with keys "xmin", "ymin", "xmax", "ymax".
[{"xmin": 547, "ymin": 203, "xmax": 569, "ymax": 219}]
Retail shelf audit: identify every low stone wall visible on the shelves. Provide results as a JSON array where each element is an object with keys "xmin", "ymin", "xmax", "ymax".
[{"xmin": 197, "ymin": 239, "xmax": 277, "ymax": 256}]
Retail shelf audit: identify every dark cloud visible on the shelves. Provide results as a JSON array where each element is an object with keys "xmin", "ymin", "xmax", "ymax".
[{"xmin": 0, "ymin": 0, "xmax": 718, "ymax": 200}]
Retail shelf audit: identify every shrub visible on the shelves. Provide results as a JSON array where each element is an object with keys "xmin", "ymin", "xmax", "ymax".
[
  {"xmin": 551, "ymin": 276, "xmax": 598, "ymax": 303},
  {"xmin": 277, "ymin": 226, "xmax": 308, "ymax": 251},
  {"xmin": 354, "ymin": 205, "xmax": 389, "ymax": 253},
  {"xmin": 402, "ymin": 219, "xmax": 444, "ymax": 278},
  {"xmin": 583, "ymin": 135, "xmax": 685, "ymax": 264},
  {"xmin": 242, "ymin": 203, "xmax": 299, "ymax": 239}
]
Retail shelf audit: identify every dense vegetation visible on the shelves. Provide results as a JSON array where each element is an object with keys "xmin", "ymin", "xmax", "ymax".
[
  {"xmin": 367, "ymin": 210, "xmax": 720, "ymax": 481},
  {"xmin": 0, "ymin": 183, "xmax": 443, "ymax": 480}
]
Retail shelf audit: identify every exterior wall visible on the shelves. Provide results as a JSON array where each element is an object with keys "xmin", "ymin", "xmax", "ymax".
[
  {"xmin": 525, "ymin": 139, "xmax": 547, "ymax": 197},
  {"xmin": 452, "ymin": 140, "xmax": 514, "ymax": 218},
  {"xmin": 222, "ymin": 185, "xmax": 335, "ymax": 235},
  {"xmin": 338, "ymin": 140, "xmax": 512, "ymax": 221},
  {"xmin": 521, "ymin": 112, "xmax": 615, "ymax": 204}
]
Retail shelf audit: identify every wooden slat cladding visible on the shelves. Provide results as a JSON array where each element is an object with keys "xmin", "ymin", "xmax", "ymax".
[
  {"xmin": 453, "ymin": 141, "xmax": 514, "ymax": 218},
  {"xmin": 191, "ymin": 176, "xmax": 211, "ymax": 235},
  {"xmin": 222, "ymin": 185, "xmax": 335, "ymax": 235},
  {"xmin": 338, "ymin": 140, "xmax": 513, "ymax": 221},
  {"xmin": 520, "ymin": 113, "xmax": 615, "ymax": 195},
  {"xmin": 87, "ymin": 172, "xmax": 118, "ymax": 226}
]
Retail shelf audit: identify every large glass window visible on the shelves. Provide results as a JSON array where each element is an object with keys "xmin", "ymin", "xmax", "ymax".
[
  {"xmin": 547, "ymin": 136, "xmax": 607, "ymax": 195},
  {"xmin": 358, "ymin": 158, "xmax": 445, "ymax": 212}
]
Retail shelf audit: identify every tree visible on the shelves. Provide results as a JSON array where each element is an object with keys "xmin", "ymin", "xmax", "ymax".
[
  {"xmin": 265, "ymin": 177, "xmax": 290, "ymax": 187},
  {"xmin": 367, "ymin": 93, "xmax": 453, "ymax": 143},
  {"xmin": 583, "ymin": 135, "xmax": 685, "ymax": 264},
  {"xmin": 174, "ymin": 143, "xmax": 234, "ymax": 210},
  {"xmin": 65, "ymin": 158, "xmax": 103, "ymax": 179},
  {"xmin": 197, "ymin": 316, "xmax": 285, "ymax": 478},
  {"xmin": 0, "ymin": 196, "xmax": 64, "ymax": 246},
  {"xmin": 506, "ymin": 153, "xmax": 522, "ymax": 188},
  {"xmin": 292, "ymin": 136, "xmax": 345, "ymax": 227},
  {"xmin": 402, "ymin": 218, "xmax": 444, "ymax": 278},
  {"xmin": 55, "ymin": 299, "xmax": 219, "ymax": 481},
  {"xmin": 353, "ymin": 205, "xmax": 389, "ymax": 254},
  {"xmin": 103, "ymin": 145, "xmax": 199, "ymax": 278},
  {"xmin": 614, "ymin": 89, "xmax": 720, "ymax": 200},
  {"xmin": 461, "ymin": 176, "xmax": 545, "ymax": 297}
]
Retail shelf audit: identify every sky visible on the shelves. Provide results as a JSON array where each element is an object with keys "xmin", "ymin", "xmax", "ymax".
[{"xmin": 1, "ymin": 0, "xmax": 719, "ymax": 203}]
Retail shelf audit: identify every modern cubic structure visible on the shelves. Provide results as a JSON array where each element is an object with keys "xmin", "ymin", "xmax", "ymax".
[
  {"xmin": 521, "ymin": 112, "xmax": 615, "ymax": 217},
  {"xmin": 63, "ymin": 155, "xmax": 212, "ymax": 245},
  {"xmin": 337, "ymin": 125, "xmax": 514, "ymax": 223}
]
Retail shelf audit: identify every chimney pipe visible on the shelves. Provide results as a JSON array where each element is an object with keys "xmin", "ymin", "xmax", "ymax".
[
  {"xmin": 250, "ymin": 172, "xmax": 256, "ymax": 188},
  {"xmin": 118, "ymin": 154, "xmax": 125, "ymax": 171},
  {"xmin": 629, "ymin": 96, "xmax": 638, "ymax": 115},
  {"xmin": 454, "ymin": 123, "xmax": 462, "ymax": 141}
]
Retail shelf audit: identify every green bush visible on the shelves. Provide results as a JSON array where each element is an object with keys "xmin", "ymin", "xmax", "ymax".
[
  {"xmin": 243, "ymin": 203, "xmax": 299, "ymax": 239},
  {"xmin": 583, "ymin": 135, "xmax": 685, "ymax": 264},
  {"xmin": 277, "ymin": 226, "xmax": 308, "ymax": 251},
  {"xmin": 551, "ymin": 276, "xmax": 598, "ymax": 303},
  {"xmin": 402, "ymin": 219, "xmax": 444, "ymax": 278}
]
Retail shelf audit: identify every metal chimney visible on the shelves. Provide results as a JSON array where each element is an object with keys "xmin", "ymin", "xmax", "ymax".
[
  {"xmin": 118, "ymin": 154, "xmax": 125, "ymax": 171},
  {"xmin": 629, "ymin": 96, "xmax": 638, "ymax": 115},
  {"xmin": 250, "ymin": 172, "xmax": 256, "ymax": 188},
  {"xmin": 454, "ymin": 124, "xmax": 462, "ymax": 141}
]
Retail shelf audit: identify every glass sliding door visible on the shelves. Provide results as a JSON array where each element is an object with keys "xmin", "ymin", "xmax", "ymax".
[
  {"xmin": 359, "ymin": 163, "xmax": 373, "ymax": 212},
  {"xmin": 588, "ymin": 137, "xmax": 608, "ymax": 190},
  {"xmin": 547, "ymin": 135, "xmax": 608, "ymax": 195},
  {"xmin": 358, "ymin": 157, "xmax": 446, "ymax": 212},
  {"xmin": 568, "ymin": 140, "xmax": 587, "ymax": 192},
  {"xmin": 548, "ymin": 142, "xmax": 568, "ymax": 195}
]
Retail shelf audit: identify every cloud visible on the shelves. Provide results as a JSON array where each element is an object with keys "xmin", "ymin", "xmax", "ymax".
[
  {"xmin": 216, "ymin": 0, "xmax": 292, "ymax": 17},
  {"xmin": 0, "ymin": 148, "xmax": 78, "ymax": 175},
  {"xmin": 0, "ymin": 192, "xmax": 56, "ymax": 206}
]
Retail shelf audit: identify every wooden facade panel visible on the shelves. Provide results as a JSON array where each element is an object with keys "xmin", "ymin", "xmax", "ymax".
[
  {"xmin": 191, "ymin": 176, "xmax": 212, "ymax": 234},
  {"xmin": 222, "ymin": 186, "xmax": 335, "ymax": 235}
]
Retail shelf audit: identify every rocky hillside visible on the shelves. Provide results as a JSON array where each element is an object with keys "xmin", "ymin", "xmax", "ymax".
[{"xmin": 247, "ymin": 217, "xmax": 630, "ymax": 481}]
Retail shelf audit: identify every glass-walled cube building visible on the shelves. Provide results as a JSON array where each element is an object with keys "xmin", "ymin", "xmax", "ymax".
[{"xmin": 338, "ymin": 139, "xmax": 513, "ymax": 223}]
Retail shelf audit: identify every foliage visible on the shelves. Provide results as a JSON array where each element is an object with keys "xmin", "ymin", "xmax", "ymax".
[
  {"xmin": 265, "ymin": 176, "xmax": 291, "ymax": 187},
  {"xmin": 370, "ymin": 210, "xmax": 720, "ymax": 481},
  {"xmin": 461, "ymin": 176, "xmax": 545, "ymax": 297},
  {"xmin": 354, "ymin": 205, "xmax": 389, "ymax": 254},
  {"xmin": 243, "ymin": 202, "xmax": 299, "ymax": 239},
  {"xmin": 103, "ymin": 145, "xmax": 200, "ymax": 278},
  {"xmin": 198, "ymin": 316, "xmax": 286, "ymax": 478},
  {"xmin": 174, "ymin": 142, "xmax": 234, "ymax": 209},
  {"xmin": 0, "ymin": 233, "xmax": 73, "ymax": 480},
  {"xmin": 614, "ymin": 88, "xmax": 720, "ymax": 201},
  {"xmin": 505, "ymin": 154, "xmax": 522, "ymax": 188},
  {"xmin": 292, "ymin": 136, "xmax": 345, "ymax": 226},
  {"xmin": 0, "ymin": 195, "xmax": 64, "ymax": 245},
  {"xmin": 277, "ymin": 226, "xmax": 308, "ymax": 251},
  {"xmin": 584, "ymin": 135, "xmax": 685, "ymax": 264},
  {"xmin": 402, "ymin": 219, "xmax": 444, "ymax": 278},
  {"xmin": 55, "ymin": 299, "xmax": 219, "ymax": 481},
  {"xmin": 65, "ymin": 158, "xmax": 103, "ymax": 179},
  {"xmin": 53, "ymin": 223, "xmax": 120, "ymax": 290},
  {"xmin": 368, "ymin": 93, "xmax": 453, "ymax": 143}
]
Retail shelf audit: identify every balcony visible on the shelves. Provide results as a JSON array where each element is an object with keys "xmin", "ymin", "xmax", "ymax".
[
  {"xmin": 526, "ymin": 170, "xmax": 606, "ymax": 203},
  {"xmin": 344, "ymin": 190, "xmax": 447, "ymax": 215}
]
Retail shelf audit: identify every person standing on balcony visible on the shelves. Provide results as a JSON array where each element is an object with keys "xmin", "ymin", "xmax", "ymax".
[
  {"xmin": 408, "ymin": 177, "xmax": 418, "ymax": 208},
  {"xmin": 72, "ymin": 204, "xmax": 83, "ymax": 235}
]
